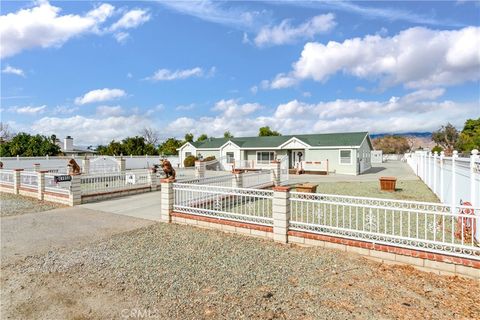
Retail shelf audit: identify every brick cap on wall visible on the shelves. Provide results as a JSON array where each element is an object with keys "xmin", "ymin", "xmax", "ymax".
[
  {"xmin": 39, "ymin": 170, "xmax": 49, "ymax": 173},
  {"xmin": 273, "ymin": 186, "xmax": 290, "ymax": 192},
  {"xmin": 160, "ymin": 178, "xmax": 176, "ymax": 183},
  {"xmin": 14, "ymin": 168, "xmax": 24, "ymax": 171}
]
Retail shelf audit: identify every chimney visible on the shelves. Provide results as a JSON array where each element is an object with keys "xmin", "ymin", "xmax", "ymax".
[{"xmin": 64, "ymin": 136, "xmax": 73, "ymax": 151}]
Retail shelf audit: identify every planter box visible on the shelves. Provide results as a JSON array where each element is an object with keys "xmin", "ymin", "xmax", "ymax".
[
  {"xmin": 296, "ymin": 183, "xmax": 318, "ymax": 193},
  {"xmin": 379, "ymin": 177, "xmax": 397, "ymax": 192}
]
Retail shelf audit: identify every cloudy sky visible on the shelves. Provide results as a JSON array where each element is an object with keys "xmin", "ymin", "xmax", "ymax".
[{"xmin": 1, "ymin": 0, "xmax": 479, "ymax": 145}]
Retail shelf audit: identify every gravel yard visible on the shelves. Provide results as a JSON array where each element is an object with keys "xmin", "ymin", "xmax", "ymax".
[
  {"xmin": 0, "ymin": 192, "xmax": 66, "ymax": 217},
  {"xmin": 2, "ymin": 222, "xmax": 478, "ymax": 319}
]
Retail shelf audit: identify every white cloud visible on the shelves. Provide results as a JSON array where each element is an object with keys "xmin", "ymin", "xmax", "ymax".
[
  {"xmin": 254, "ymin": 14, "xmax": 336, "ymax": 47},
  {"xmin": 9, "ymin": 105, "xmax": 46, "ymax": 115},
  {"xmin": 0, "ymin": 2, "xmax": 114, "ymax": 58},
  {"xmin": 52, "ymin": 105, "xmax": 78, "ymax": 115},
  {"xmin": 74, "ymin": 88, "xmax": 126, "ymax": 105},
  {"xmin": 212, "ymin": 99, "xmax": 262, "ymax": 118},
  {"xmin": 270, "ymin": 26, "xmax": 480, "ymax": 89},
  {"xmin": 110, "ymin": 9, "xmax": 150, "ymax": 31},
  {"xmin": 176, "ymin": 104, "xmax": 195, "ymax": 111},
  {"xmin": 113, "ymin": 32, "xmax": 130, "ymax": 44},
  {"xmin": 1, "ymin": 65, "xmax": 25, "ymax": 77},
  {"xmin": 96, "ymin": 105, "xmax": 124, "ymax": 116},
  {"xmin": 32, "ymin": 114, "xmax": 151, "ymax": 145},
  {"xmin": 145, "ymin": 67, "xmax": 206, "ymax": 81},
  {"xmin": 250, "ymin": 85, "xmax": 258, "ymax": 94}
]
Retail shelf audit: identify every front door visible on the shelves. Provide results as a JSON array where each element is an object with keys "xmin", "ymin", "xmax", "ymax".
[{"xmin": 290, "ymin": 150, "xmax": 304, "ymax": 168}]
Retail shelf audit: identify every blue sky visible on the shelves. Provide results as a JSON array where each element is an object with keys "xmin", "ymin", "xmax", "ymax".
[{"xmin": 1, "ymin": 0, "xmax": 479, "ymax": 145}]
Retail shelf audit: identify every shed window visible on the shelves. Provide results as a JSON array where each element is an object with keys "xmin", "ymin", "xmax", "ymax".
[
  {"xmin": 339, "ymin": 150, "xmax": 352, "ymax": 165},
  {"xmin": 185, "ymin": 152, "xmax": 192, "ymax": 157},
  {"xmin": 226, "ymin": 152, "xmax": 235, "ymax": 163}
]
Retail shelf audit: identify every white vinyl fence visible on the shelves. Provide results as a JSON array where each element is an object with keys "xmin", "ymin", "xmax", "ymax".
[
  {"xmin": 290, "ymin": 192, "xmax": 479, "ymax": 259},
  {"xmin": 180, "ymin": 174, "xmax": 234, "ymax": 188},
  {"xmin": 406, "ymin": 150, "xmax": 480, "ymax": 208},
  {"xmin": 0, "ymin": 170, "xmax": 14, "ymax": 185},
  {"xmin": 80, "ymin": 170, "xmax": 151, "ymax": 195},
  {"xmin": 173, "ymin": 183, "xmax": 274, "ymax": 226}
]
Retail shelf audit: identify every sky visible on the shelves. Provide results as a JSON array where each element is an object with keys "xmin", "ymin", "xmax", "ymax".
[{"xmin": 1, "ymin": 0, "xmax": 479, "ymax": 146}]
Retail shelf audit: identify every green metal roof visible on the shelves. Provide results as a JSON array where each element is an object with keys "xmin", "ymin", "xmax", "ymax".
[{"xmin": 193, "ymin": 132, "xmax": 369, "ymax": 149}]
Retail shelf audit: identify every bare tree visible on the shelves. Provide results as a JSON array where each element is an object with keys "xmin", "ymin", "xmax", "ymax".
[
  {"xmin": 0, "ymin": 122, "xmax": 14, "ymax": 142},
  {"xmin": 140, "ymin": 127, "xmax": 160, "ymax": 146}
]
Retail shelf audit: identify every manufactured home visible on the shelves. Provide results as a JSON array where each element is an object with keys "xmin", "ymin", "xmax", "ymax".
[{"xmin": 178, "ymin": 132, "xmax": 373, "ymax": 175}]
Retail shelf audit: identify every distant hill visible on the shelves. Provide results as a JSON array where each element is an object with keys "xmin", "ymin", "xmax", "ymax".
[{"xmin": 370, "ymin": 132, "xmax": 432, "ymax": 138}]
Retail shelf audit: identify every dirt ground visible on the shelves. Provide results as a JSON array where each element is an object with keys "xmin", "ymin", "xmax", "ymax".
[{"xmin": 1, "ymin": 222, "xmax": 479, "ymax": 320}]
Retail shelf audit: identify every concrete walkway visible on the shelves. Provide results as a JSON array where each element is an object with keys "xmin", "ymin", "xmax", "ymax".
[
  {"xmin": 1, "ymin": 207, "xmax": 154, "ymax": 265},
  {"xmin": 81, "ymin": 191, "xmax": 162, "ymax": 221}
]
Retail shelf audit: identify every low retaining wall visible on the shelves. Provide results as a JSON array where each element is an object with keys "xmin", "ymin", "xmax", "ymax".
[
  {"xmin": 81, "ymin": 186, "xmax": 157, "ymax": 204},
  {"xmin": 0, "ymin": 184, "xmax": 15, "ymax": 194},
  {"xmin": 169, "ymin": 211, "xmax": 479, "ymax": 279}
]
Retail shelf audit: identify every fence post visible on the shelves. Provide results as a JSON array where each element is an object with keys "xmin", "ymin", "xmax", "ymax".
[
  {"xmin": 451, "ymin": 150, "xmax": 458, "ymax": 210},
  {"xmin": 470, "ymin": 149, "xmax": 479, "ymax": 242},
  {"xmin": 270, "ymin": 160, "xmax": 281, "ymax": 186},
  {"xmin": 69, "ymin": 175, "xmax": 82, "ymax": 206},
  {"xmin": 13, "ymin": 169, "xmax": 23, "ymax": 194},
  {"xmin": 433, "ymin": 151, "xmax": 438, "ymax": 195},
  {"xmin": 428, "ymin": 152, "xmax": 432, "ymax": 188},
  {"xmin": 272, "ymin": 186, "xmax": 290, "ymax": 243},
  {"xmin": 160, "ymin": 179, "xmax": 175, "ymax": 223},
  {"xmin": 195, "ymin": 161, "xmax": 205, "ymax": 179},
  {"xmin": 232, "ymin": 172, "xmax": 243, "ymax": 188},
  {"xmin": 118, "ymin": 156, "xmax": 126, "ymax": 172},
  {"xmin": 33, "ymin": 163, "xmax": 40, "ymax": 172},
  {"xmin": 82, "ymin": 156, "xmax": 90, "ymax": 174},
  {"xmin": 37, "ymin": 171, "xmax": 46, "ymax": 200},
  {"xmin": 440, "ymin": 151, "xmax": 445, "ymax": 203},
  {"xmin": 149, "ymin": 169, "xmax": 158, "ymax": 191}
]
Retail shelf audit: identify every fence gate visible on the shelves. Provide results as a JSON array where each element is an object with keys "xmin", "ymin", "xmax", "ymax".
[{"xmin": 89, "ymin": 156, "xmax": 120, "ymax": 174}]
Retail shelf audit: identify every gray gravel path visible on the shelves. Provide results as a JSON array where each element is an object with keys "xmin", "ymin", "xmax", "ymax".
[
  {"xmin": 0, "ymin": 192, "xmax": 65, "ymax": 217},
  {"xmin": 2, "ymin": 222, "xmax": 478, "ymax": 319}
]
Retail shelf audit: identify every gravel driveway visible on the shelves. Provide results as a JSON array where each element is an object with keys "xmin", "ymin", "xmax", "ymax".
[
  {"xmin": 2, "ymin": 222, "xmax": 478, "ymax": 319},
  {"xmin": 0, "ymin": 192, "xmax": 66, "ymax": 217}
]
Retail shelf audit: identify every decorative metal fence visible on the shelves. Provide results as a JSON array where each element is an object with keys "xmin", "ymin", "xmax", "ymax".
[
  {"xmin": 80, "ymin": 170, "xmax": 150, "ymax": 195},
  {"xmin": 45, "ymin": 174, "xmax": 71, "ymax": 195},
  {"xmin": 242, "ymin": 170, "xmax": 273, "ymax": 188},
  {"xmin": 0, "ymin": 169, "xmax": 14, "ymax": 185},
  {"xmin": 173, "ymin": 183, "xmax": 274, "ymax": 226},
  {"xmin": 290, "ymin": 192, "xmax": 480, "ymax": 260},
  {"xmin": 20, "ymin": 171, "xmax": 38, "ymax": 189}
]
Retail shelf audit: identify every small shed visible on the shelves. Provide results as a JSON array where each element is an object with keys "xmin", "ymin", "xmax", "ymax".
[{"xmin": 371, "ymin": 150, "xmax": 383, "ymax": 163}]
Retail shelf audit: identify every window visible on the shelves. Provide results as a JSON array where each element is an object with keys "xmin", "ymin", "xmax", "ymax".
[
  {"xmin": 339, "ymin": 150, "xmax": 352, "ymax": 165},
  {"xmin": 185, "ymin": 152, "xmax": 192, "ymax": 157},
  {"xmin": 257, "ymin": 151, "xmax": 276, "ymax": 163},
  {"xmin": 226, "ymin": 152, "xmax": 235, "ymax": 163}
]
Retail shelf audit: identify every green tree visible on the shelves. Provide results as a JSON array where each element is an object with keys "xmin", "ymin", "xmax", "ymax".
[
  {"xmin": 159, "ymin": 138, "xmax": 183, "ymax": 155},
  {"xmin": 0, "ymin": 132, "xmax": 61, "ymax": 156},
  {"xmin": 106, "ymin": 140, "xmax": 124, "ymax": 156},
  {"xmin": 456, "ymin": 118, "xmax": 480, "ymax": 153},
  {"xmin": 431, "ymin": 145, "xmax": 443, "ymax": 154},
  {"xmin": 258, "ymin": 126, "xmax": 281, "ymax": 136},
  {"xmin": 121, "ymin": 136, "xmax": 158, "ymax": 155},
  {"xmin": 223, "ymin": 131, "xmax": 234, "ymax": 139},
  {"xmin": 197, "ymin": 134, "xmax": 208, "ymax": 142},
  {"xmin": 184, "ymin": 133, "xmax": 194, "ymax": 143},
  {"xmin": 432, "ymin": 123, "xmax": 458, "ymax": 155}
]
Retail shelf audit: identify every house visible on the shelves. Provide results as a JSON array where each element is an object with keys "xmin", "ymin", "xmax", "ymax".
[
  {"xmin": 178, "ymin": 132, "xmax": 373, "ymax": 175},
  {"xmin": 55, "ymin": 136, "xmax": 97, "ymax": 157}
]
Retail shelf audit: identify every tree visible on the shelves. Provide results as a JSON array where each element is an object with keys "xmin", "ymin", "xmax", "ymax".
[
  {"xmin": 372, "ymin": 136, "xmax": 410, "ymax": 154},
  {"xmin": 0, "ymin": 132, "xmax": 61, "ymax": 156},
  {"xmin": 223, "ymin": 131, "xmax": 234, "ymax": 139},
  {"xmin": 0, "ymin": 122, "xmax": 13, "ymax": 143},
  {"xmin": 140, "ymin": 127, "xmax": 160, "ymax": 146},
  {"xmin": 259, "ymin": 126, "xmax": 281, "ymax": 136},
  {"xmin": 432, "ymin": 123, "xmax": 458, "ymax": 155},
  {"xmin": 456, "ymin": 118, "xmax": 480, "ymax": 153},
  {"xmin": 122, "ymin": 136, "xmax": 158, "ymax": 155},
  {"xmin": 184, "ymin": 133, "xmax": 194, "ymax": 143},
  {"xmin": 431, "ymin": 145, "xmax": 443, "ymax": 154},
  {"xmin": 197, "ymin": 134, "xmax": 208, "ymax": 142},
  {"xmin": 159, "ymin": 138, "xmax": 183, "ymax": 155}
]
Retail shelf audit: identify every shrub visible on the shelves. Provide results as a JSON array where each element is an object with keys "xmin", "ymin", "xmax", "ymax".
[
  {"xmin": 184, "ymin": 155, "xmax": 198, "ymax": 167},
  {"xmin": 431, "ymin": 145, "xmax": 443, "ymax": 154},
  {"xmin": 203, "ymin": 156, "xmax": 216, "ymax": 162}
]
